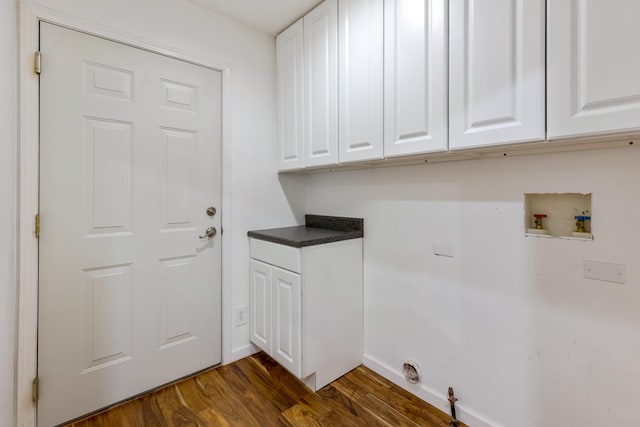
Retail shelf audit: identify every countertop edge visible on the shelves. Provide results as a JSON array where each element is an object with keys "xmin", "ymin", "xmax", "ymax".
[{"xmin": 247, "ymin": 229, "xmax": 363, "ymax": 248}]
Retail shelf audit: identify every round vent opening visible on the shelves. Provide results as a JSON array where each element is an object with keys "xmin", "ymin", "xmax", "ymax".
[{"xmin": 402, "ymin": 360, "xmax": 422, "ymax": 384}]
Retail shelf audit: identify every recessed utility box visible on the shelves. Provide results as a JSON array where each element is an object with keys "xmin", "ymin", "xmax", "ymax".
[{"xmin": 524, "ymin": 193, "xmax": 592, "ymax": 240}]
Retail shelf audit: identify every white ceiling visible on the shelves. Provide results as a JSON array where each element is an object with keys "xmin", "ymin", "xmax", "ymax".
[{"xmin": 188, "ymin": 0, "xmax": 321, "ymax": 35}]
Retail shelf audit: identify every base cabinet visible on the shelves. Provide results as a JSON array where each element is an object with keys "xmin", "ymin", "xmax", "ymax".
[{"xmin": 249, "ymin": 238, "xmax": 363, "ymax": 391}]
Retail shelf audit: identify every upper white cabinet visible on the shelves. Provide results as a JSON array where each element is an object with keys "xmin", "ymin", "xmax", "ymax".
[
  {"xmin": 384, "ymin": 0, "xmax": 448, "ymax": 157},
  {"xmin": 304, "ymin": 0, "xmax": 339, "ymax": 168},
  {"xmin": 449, "ymin": 0, "xmax": 545, "ymax": 150},
  {"xmin": 276, "ymin": 19, "xmax": 305, "ymax": 171},
  {"xmin": 547, "ymin": 1, "xmax": 640, "ymax": 139},
  {"xmin": 338, "ymin": 0, "xmax": 384, "ymax": 163}
]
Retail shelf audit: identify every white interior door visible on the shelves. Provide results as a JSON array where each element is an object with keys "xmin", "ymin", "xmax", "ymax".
[{"xmin": 38, "ymin": 22, "xmax": 222, "ymax": 426}]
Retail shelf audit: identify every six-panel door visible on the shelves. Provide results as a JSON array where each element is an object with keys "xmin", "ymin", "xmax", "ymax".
[
  {"xmin": 547, "ymin": 0, "xmax": 640, "ymax": 139},
  {"xmin": 38, "ymin": 22, "xmax": 222, "ymax": 426}
]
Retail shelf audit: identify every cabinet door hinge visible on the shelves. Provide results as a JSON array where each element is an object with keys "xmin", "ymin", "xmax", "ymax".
[
  {"xmin": 35, "ymin": 213, "xmax": 40, "ymax": 238},
  {"xmin": 34, "ymin": 51, "xmax": 41, "ymax": 75},
  {"xmin": 32, "ymin": 377, "xmax": 39, "ymax": 402}
]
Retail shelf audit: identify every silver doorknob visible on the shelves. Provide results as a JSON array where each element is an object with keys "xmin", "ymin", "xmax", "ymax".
[{"xmin": 199, "ymin": 226, "xmax": 217, "ymax": 239}]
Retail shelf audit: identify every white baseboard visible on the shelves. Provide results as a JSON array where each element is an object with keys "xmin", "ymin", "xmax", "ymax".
[
  {"xmin": 229, "ymin": 343, "xmax": 260, "ymax": 364},
  {"xmin": 362, "ymin": 353, "xmax": 502, "ymax": 427}
]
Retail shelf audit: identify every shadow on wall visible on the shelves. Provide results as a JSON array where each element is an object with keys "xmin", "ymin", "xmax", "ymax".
[{"xmin": 278, "ymin": 172, "xmax": 309, "ymax": 225}]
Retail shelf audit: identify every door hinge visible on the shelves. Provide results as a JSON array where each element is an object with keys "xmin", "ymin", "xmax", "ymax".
[
  {"xmin": 34, "ymin": 51, "xmax": 41, "ymax": 75},
  {"xmin": 32, "ymin": 377, "xmax": 39, "ymax": 402},
  {"xmin": 35, "ymin": 213, "xmax": 40, "ymax": 238}
]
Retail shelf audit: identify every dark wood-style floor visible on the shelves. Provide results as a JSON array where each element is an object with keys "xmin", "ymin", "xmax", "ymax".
[{"xmin": 67, "ymin": 352, "xmax": 464, "ymax": 427}]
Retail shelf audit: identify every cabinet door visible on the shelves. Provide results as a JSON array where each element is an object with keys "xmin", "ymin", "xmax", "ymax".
[
  {"xmin": 249, "ymin": 260, "xmax": 272, "ymax": 353},
  {"xmin": 339, "ymin": 0, "xmax": 384, "ymax": 163},
  {"xmin": 384, "ymin": 0, "xmax": 448, "ymax": 157},
  {"xmin": 449, "ymin": 0, "xmax": 545, "ymax": 149},
  {"xmin": 271, "ymin": 266, "xmax": 302, "ymax": 378},
  {"xmin": 547, "ymin": 1, "xmax": 640, "ymax": 139},
  {"xmin": 276, "ymin": 20, "xmax": 305, "ymax": 171},
  {"xmin": 304, "ymin": 0, "xmax": 339, "ymax": 167}
]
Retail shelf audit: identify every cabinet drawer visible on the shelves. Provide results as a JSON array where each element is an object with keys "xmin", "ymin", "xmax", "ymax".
[{"xmin": 250, "ymin": 238, "xmax": 301, "ymax": 273}]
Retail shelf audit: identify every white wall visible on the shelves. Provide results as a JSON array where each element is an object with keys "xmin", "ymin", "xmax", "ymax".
[
  {"xmin": 305, "ymin": 146, "xmax": 640, "ymax": 426},
  {"xmin": 0, "ymin": 0, "xmax": 17, "ymax": 426}
]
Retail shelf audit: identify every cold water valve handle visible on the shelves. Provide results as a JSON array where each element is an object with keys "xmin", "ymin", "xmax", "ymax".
[{"xmin": 575, "ymin": 215, "xmax": 591, "ymax": 233}]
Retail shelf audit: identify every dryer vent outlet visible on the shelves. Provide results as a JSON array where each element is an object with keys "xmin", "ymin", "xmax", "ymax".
[{"xmin": 402, "ymin": 361, "xmax": 422, "ymax": 384}]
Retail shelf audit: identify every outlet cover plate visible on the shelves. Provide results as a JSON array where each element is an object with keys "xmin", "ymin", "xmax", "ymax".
[
  {"xmin": 234, "ymin": 305, "xmax": 248, "ymax": 327},
  {"xmin": 583, "ymin": 260, "xmax": 625, "ymax": 284}
]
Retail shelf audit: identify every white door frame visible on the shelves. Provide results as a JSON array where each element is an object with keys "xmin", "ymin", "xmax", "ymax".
[{"xmin": 16, "ymin": 3, "xmax": 233, "ymax": 426}]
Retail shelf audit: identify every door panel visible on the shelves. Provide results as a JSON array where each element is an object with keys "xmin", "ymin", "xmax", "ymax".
[
  {"xmin": 548, "ymin": 0, "xmax": 640, "ymax": 138},
  {"xmin": 249, "ymin": 259, "xmax": 272, "ymax": 352},
  {"xmin": 339, "ymin": 0, "xmax": 384, "ymax": 163},
  {"xmin": 277, "ymin": 19, "xmax": 305, "ymax": 171},
  {"xmin": 384, "ymin": 0, "xmax": 448, "ymax": 157},
  {"xmin": 304, "ymin": 0, "xmax": 339, "ymax": 167},
  {"xmin": 271, "ymin": 267, "xmax": 302, "ymax": 378},
  {"xmin": 38, "ymin": 23, "xmax": 222, "ymax": 426},
  {"xmin": 449, "ymin": 0, "xmax": 545, "ymax": 149}
]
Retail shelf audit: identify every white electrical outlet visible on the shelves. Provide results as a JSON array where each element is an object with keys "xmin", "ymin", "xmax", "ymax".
[{"xmin": 234, "ymin": 305, "xmax": 247, "ymax": 327}]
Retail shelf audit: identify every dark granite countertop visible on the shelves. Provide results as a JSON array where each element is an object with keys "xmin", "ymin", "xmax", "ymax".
[{"xmin": 248, "ymin": 214, "xmax": 363, "ymax": 248}]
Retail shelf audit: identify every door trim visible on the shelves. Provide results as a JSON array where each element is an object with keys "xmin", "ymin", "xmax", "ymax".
[{"xmin": 17, "ymin": 3, "xmax": 233, "ymax": 426}]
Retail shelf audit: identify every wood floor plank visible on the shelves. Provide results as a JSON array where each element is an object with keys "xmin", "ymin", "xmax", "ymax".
[
  {"xmin": 246, "ymin": 353, "xmax": 333, "ymax": 419},
  {"xmin": 232, "ymin": 359, "xmax": 297, "ymax": 412},
  {"xmin": 280, "ymin": 404, "xmax": 323, "ymax": 427},
  {"xmin": 315, "ymin": 385, "xmax": 381, "ymax": 427},
  {"xmin": 357, "ymin": 393, "xmax": 422, "ymax": 427},
  {"xmin": 137, "ymin": 393, "xmax": 170, "ymax": 427},
  {"xmin": 152, "ymin": 385, "xmax": 206, "ymax": 427},
  {"xmin": 99, "ymin": 399, "xmax": 145, "ymax": 427},
  {"xmin": 194, "ymin": 366, "xmax": 269, "ymax": 426},
  {"xmin": 217, "ymin": 364, "xmax": 291, "ymax": 426},
  {"xmin": 346, "ymin": 367, "xmax": 458, "ymax": 426},
  {"xmin": 66, "ymin": 352, "xmax": 461, "ymax": 427}
]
